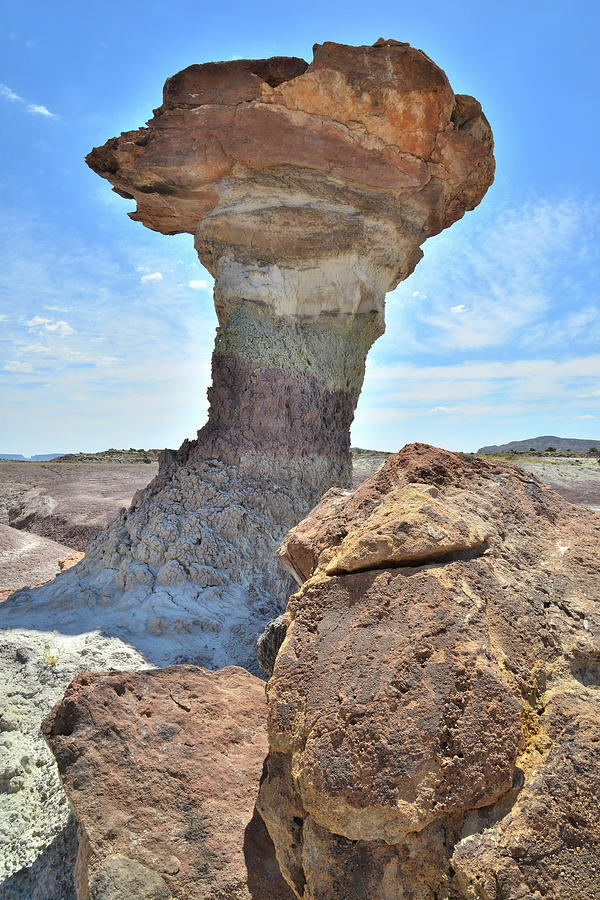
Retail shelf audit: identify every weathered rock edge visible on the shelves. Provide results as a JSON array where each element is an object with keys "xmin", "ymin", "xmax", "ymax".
[
  {"xmin": 42, "ymin": 665, "xmax": 294, "ymax": 900},
  {"xmin": 258, "ymin": 443, "xmax": 600, "ymax": 899}
]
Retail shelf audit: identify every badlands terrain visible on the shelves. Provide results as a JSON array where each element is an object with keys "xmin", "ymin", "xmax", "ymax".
[{"xmin": 2, "ymin": 447, "xmax": 599, "ymax": 599}]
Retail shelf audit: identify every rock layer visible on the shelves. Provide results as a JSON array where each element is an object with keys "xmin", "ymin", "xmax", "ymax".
[
  {"xmin": 42, "ymin": 665, "xmax": 293, "ymax": 900},
  {"xmin": 258, "ymin": 444, "xmax": 600, "ymax": 899}
]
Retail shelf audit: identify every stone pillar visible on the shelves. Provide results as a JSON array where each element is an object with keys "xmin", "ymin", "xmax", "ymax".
[{"xmin": 1, "ymin": 39, "xmax": 494, "ymax": 677}]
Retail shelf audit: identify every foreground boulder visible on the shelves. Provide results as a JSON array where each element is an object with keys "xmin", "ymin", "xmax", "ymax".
[
  {"xmin": 258, "ymin": 443, "xmax": 600, "ymax": 899},
  {"xmin": 42, "ymin": 665, "xmax": 294, "ymax": 900}
]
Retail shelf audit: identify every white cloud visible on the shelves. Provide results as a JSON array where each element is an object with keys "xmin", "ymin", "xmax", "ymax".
[
  {"xmin": 16, "ymin": 342, "xmax": 51, "ymax": 355},
  {"xmin": 26, "ymin": 315, "xmax": 73, "ymax": 336},
  {"xmin": 430, "ymin": 406, "xmax": 460, "ymax": 414},
  {"xmin": 4, "ymin": 360, "xmax": 33, "ymax": 373},
  {"xmin": 0, "ymin": 83, "xmax": 22, "ymax": 102},
  {"xmin": 188, "ymin": 279, "xmax": 208, "ymax": 290},
  {"xmin": 140, "ymin": 271, "xmax": 163, "ymax": 283},
  {"xmin": 45, "ymin": 320, "xmax": 74, "ymax": 336},
  {"xmin": 0, "ymin": 83, "xmax": 57, "ymax": 118},
  {"xmin": 451, "ymin": 304, "xmax": 468, "ymax": 314},
  {"xmin": 578, "ymin": 414, "xmax": 596, "ymax": 419},
  {"xmin": 27, "ymin": 104, "xmax": 55, "ymax": 118},
  {"xmin": 579, "ymin": 389, "xmax": 600, "ymax": 398},
  {"xmin": 0, "ymin": 314, "xmax": 8, "ymax": 322}
]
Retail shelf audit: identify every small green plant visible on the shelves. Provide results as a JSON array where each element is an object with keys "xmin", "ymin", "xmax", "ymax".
[{"xmin": 42, "ymin": 643, "xmax": 65, "ymax": 666}]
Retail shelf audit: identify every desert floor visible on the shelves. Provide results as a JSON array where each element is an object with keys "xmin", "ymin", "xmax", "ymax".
[{"xmin": 1, "ymin": 451, "xmax": 598, "ymax": 596}]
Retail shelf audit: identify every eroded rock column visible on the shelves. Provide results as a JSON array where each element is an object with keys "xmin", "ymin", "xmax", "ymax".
[
  {"xmin": 0, "ymin": 38, "xmax": 495, "ymax": 893},
  {"xmin": 0, "ymin": 36, "xmax": 496, "ymax": 665}
]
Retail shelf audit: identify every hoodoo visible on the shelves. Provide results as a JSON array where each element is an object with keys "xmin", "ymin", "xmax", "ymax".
[
  {"xmin": 2, "ymin": 39, "xmax": 494, "ymax": 673},
  {"xmin": 0, "ymin": 41, "xmax": 493, "ymax": 893}
]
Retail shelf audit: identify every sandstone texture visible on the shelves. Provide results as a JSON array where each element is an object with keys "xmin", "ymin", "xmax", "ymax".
[
  {"xmin": 42, "ymin": 665, "xmax": 294, "ymax": 900},
  {"xmin": 258, "ymin": 443, "xmax": 600, "ymax": 899}
]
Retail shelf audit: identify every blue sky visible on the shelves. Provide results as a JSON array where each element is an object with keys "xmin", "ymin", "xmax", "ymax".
[{"xmin": 0, "ymin": 0, "xmax": 599, "ymax": 455}]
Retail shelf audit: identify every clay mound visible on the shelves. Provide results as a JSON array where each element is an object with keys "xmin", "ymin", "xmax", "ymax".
[
  {"xmin": 42, "ymin": 665, "xmax": 294, "ymax": 900},
  {"xmin": 258, "ymin": 443, "xmax": 600, "ymax": 899},
  {"xmin": 0, "ymin": 524, "xmax": 75, "ymax": 591},
  {"xmin": 0, "ymin": 460, "xmax": 158, "ymax": 550}
]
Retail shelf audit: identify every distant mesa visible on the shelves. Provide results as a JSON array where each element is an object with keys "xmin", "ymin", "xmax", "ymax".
[{"xmin": 478, "ymin": 436, "xmax": 600, "ymax": 453}]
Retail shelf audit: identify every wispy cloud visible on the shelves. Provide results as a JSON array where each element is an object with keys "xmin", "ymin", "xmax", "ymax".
[
  {"xmin": 384, "ymin": 196, "xmax": 600, "ymax": 356},
  {"xmin": 0, "ymin": 204, "xmax": 217, "ymax": 453},
  {"xmin": 188, "ymin": 279, "xmax": 208, "ymax": 290},
  {"xmin": 26, "ymin": 315, "xmax": 74, "ymax": 336},
  {"xmin": 140, "ymin": 271, "xmax": 163, "ymax": 283},
  {"xmin": 0, "ymin": 84, "xmax": 21, "ymax": 102},
  {"xmin": 4, "ymin": 360, "xmax": 33, "ymax": 373},
  {"xmin": 27, "ymin": 103, "xmax": 55, "ymax": 118},
  {"xmin": 0, "ymin": 82, "xmax": 57, "ymax": 118}
]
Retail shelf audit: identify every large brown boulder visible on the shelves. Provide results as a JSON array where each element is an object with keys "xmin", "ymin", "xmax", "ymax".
[
  {"xmin": 258, "ymin": 444, "xmax": 600, "ymax": 899},
  {"xmin": 42, "ymin": 665, "xmax": 294, "ymax": 900}
]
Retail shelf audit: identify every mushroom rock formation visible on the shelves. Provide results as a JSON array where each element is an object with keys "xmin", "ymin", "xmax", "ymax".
[
  {"xmin": 42, "ymin": 666, "xmax": 294, "ymax": 900},
  {"xmin": 0, "ymin": 42, "xmax": 492, "ymax": 892},
  {"xmin": 257, "ymin": 444, "xmax": 600, "ymax": 899},
  {"xmin": 1, "ymin": 40, "xmax": 493, "ymax": 674}
]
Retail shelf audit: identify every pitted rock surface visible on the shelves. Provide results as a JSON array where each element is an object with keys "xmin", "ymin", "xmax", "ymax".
[
  {"xmin": 42, "ymin": 665, "xmax": 294, "ymax": 900},
  {"xmin": 258, "ymin": 443, "xmax": 600, "ymax": 899}
]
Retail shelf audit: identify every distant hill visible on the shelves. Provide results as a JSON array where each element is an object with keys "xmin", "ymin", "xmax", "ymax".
[
  {"xmin": 0, "ymin": 453, "xmax": 65, "ymax": 461},
  {"xmin": 54, "ymin": 448, "xmax": 162, "ymax": 464},
  {"xmin": 478, "ymin": 436, "xmax": 600, "ymax": 454}
]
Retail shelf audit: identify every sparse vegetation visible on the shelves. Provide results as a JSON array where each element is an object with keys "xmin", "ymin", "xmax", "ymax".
[{"xmin": 41, "ymin": 643, "xmax": 65, "ymax": 666}]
